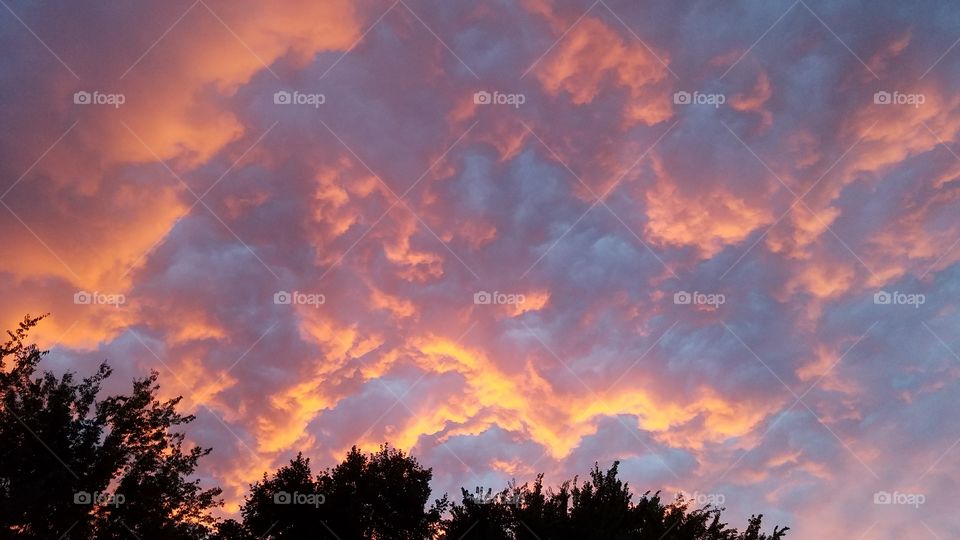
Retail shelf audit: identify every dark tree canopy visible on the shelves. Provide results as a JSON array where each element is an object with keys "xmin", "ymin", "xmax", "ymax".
[
  {"xmin": 224, "ymin": 452, "xmax": 787, "ymax": 540},
  {"xmin": 229, "ymin": 445, "xmax": 445, "ymax": 539},
  {"xmin": 2, "ymin": 316, "xmax": 789, "ymax": 539},
  {"xmin": 442, "ymin": 462, "xmax": 788, "ymax": 540},
  {"xmin": 0, "ymin": 315, "xmax": 222, "ymax": 539}
]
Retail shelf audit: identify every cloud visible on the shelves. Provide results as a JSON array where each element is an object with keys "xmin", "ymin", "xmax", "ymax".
[{"xmin": 5, "ymin": 1, "xmax": 960, "ymax": 537}]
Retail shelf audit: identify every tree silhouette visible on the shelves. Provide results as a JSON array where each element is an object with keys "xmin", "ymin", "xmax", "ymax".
[
  {"xmin": 442, "ymin": 462, "xmax": 789, "ymax": 539},
  {"xmin": 0, "ymin": 315, "xmax": 221, "ymax": 539},
  {"xmin": 2, "ymin": 315, "xmax": 789, "ymax": 539},
  {"xmin": 233, "ymin": 450, "xmax": 787, "ymax": 540},
  {"xmin": 232, "ymin": 445, "xmax": 445, "ymax": 539}
]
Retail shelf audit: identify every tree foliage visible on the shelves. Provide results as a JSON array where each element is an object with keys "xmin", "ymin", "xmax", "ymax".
[
  {"xmin": 0, "ymin": 315, "xmax": 222, "ymax": 539},
  {"xmin": 225, "ymin": 452, "xmax": 787, "ymax": 540},
  {"xmin": 442, "ymin": 462, "xmax": 788, "ymax": 540},
  {"xmin": 1, "ymin": 315, "xmax": 789, "ymax": 539},
  {"xmin": 228, "ymin": 445, "xmax": 445, "ymax": 539}
]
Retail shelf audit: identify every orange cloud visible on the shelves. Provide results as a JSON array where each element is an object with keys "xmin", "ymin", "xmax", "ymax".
[
  {"xmin": 369, "ymin": 286, "xmax": 418, "ymax": 319},
  {"xmin": 348, "ymin": 335, "xmax": 772, "ymax": 459},
  {"xmin": 508, "ymin": 290, "xmax": 551, "ymax": 316},
  {"xmin": 730, "ymin": 72, "xmax": 774, "ymax": 131},
  {"xmin": 534, "ymin": 16, "xmax": 673, "ymax": 126},
  {"xmin": 0, "ymin": 0, "xmax": 364, "ymax": 347},
  {"xmin": 644, "ymin": 176, "xmax": 773, "ymax": 258}
]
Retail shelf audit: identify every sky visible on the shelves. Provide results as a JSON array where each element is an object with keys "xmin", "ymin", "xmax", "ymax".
[{"xmin": 2, "ymin": 0, "xmax": 959, "ymax": 537}]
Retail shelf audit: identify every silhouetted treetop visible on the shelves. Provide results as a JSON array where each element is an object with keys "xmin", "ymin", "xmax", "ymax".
[
  {"xmin": 0, "ymin": 315, "xmax": 221, "ymax": 539},
  {"xmin": 2, "ymin": 316, "xmax": 788, "ymax": 540}
]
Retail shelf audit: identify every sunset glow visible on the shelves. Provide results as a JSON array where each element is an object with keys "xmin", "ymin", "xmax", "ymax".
[{"xmin": 3, "ymin": 1, "xmax": 960, "ymax": 538}]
